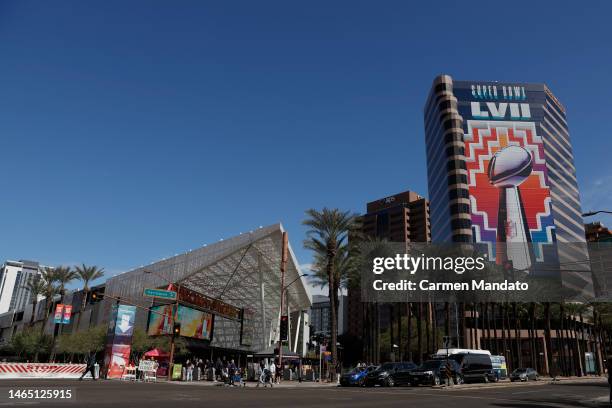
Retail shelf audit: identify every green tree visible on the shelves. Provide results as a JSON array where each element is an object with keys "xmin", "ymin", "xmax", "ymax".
[
  {"xmin": 303, "ymin": 208, "xmax": 358, "ymax": 380},
  {"xmin": 55, "ymin": 325, "xmax": 105, "ymax": 361},
  {"xmin": 10, "ymin": 328, "xmax": 51, "ymax": 361}
]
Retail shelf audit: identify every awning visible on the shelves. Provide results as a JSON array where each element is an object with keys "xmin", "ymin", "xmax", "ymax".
[{"xmin": 144, "ymin": 348, "xmax": 169, "ymax": 358}]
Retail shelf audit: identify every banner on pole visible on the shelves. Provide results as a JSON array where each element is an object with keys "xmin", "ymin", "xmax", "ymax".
[
  {"xmin": 53, "ymin": 304, "xmax": 64, "ymax": 324},
  {"xmin": 62, "ymin": 305, "xmax": 72, "ymax": 324}
]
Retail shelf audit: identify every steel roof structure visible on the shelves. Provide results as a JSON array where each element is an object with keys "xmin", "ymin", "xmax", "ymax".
[{"xmin": 104, "ymin": 223, "xmax": 311, "ymax": 353}]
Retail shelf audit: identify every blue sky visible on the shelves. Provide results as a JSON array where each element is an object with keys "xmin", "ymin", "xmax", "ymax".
[{"xmin": 1, "ymin": 1, "xmax": 611, "ymax": 293}]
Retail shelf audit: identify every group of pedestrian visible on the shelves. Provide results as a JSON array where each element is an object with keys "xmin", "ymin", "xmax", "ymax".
[
  {"xmin": 180, "ymin": 356, "xmax": 244, "ymax": 385},
  {"xmin": 257, "ymin": 360, "xmax": 275, "ymax": 387}
]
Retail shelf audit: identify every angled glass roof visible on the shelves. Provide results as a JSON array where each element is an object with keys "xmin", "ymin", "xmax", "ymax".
[{"xmin": 104, "ymin": 223, "xmax": 311, "ymax": 352}]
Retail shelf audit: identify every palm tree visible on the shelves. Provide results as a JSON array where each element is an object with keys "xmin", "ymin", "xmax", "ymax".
[
  {"xmin": 22, "ymin": 276, "xmax": 46, "ymax": 327},
  {"xmin": 38, "ymin": 266, "xmax": 59, "ymax": 335},
  {"xmin": 303, "ymin": 208, "xmax": 358, "ymax": 380},
  {"xmin": 53, "ymin": 266, "xmax": 77, "ymax": 303},
  {"xmin": 35, "ymin": 267, "xmax": 59, "ymax": 362},
  {"xmin": 48, "ymin": 266, "xmax": 76, "ymax": 361},
  {"xmin": 74, "ymin": 264, "xmax": 104, "ymax": 330}
]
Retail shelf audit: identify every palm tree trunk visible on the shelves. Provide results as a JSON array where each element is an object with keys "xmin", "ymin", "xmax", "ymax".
[
  {"xmin": 406, "ymin": 303, "xmax": 412, "ymax": 361},
  {"xmin": 29, "ymin": 300, "xmax": 38, "ymax": 327},
  {"xmin": 501, "ymin": 303, "xmax": 507, "ymax": 359},
  {"xmin": 389, "ymin": 304, "xmax": 395, "ymax": 361},
  {"xmin": 513, "ymin": 303, "xmax": 522, "ymax": 369},
  {"xmin": 397, "ymin": 303, "xmax": 403, "ymax": 361},
  {"xmin": 559, "ymin": 303, "xmax": 567, "ymax": 376},
  {"xmin": 444, "ymin": 302, "xmax": 451, "ymax": 338},
  {"xmin": 425, "ymin": 302, "xmax": 431, "ymax": 357},
  {"xmin": 417, "ymin": 303, "xmax": 423, "ymax": 364},
  {"xmin": 491, "ymin": 303, "xmax": 498, "ymax": 354},
  {"xmin": 326, "ymin": 243, "xmax": 338, "ymax": 381},
  {"xmin": 432, "ymin": 303, "xmax": 438, "ymax": 354},
  {"xmin": 544, "ymin": 302, "xmax": 555, "ymax": 377}
]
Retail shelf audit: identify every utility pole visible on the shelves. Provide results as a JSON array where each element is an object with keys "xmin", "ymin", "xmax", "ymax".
[{"xmin": 277, "ymin": 232, "xmax": 288, "ymax": 381}]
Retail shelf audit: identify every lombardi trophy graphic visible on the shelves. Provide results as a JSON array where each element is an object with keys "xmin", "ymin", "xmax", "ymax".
[{"xmin": 487, "ymin": 145, "xmax": 534, "ymax": 271}]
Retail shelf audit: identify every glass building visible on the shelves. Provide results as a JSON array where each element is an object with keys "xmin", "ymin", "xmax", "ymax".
[{"xmin": 103, "ymin": 223, "xmax": 312, "ymax": 356}]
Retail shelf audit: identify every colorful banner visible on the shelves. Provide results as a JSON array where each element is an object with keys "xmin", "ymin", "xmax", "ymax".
[
  {"xmin": 458, "ymin": 82, "xmax": 555, "ymax": 270},
  {"xmin": 103, "ymin": 304, "xmax": 137, "ymax": 379},
  {"xmin": 53, "ymin": 304, "xmax": 64, "ymax": 324},
  {"xmin": 105, "ymin": 344, "xmax": 131, "ymax": 379},
  {"xmin": 176, "ymin": 305, "xmax": 213, "ymax": 340},
  {"xmin": 147, "ymin": 304, "xmax": 213, "ymax": 340},
  {"xmin": 147, "ymin": 304, "xmax": 174, "ymax": 336},
  {"xmin": 62, "ymin": 305, "xmax": 72, "ymax": 324}
]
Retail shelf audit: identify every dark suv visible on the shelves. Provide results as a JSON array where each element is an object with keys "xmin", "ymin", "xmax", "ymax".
[
  {"xmin": 452, "ymin": 353, "xmax": 496, "ymax": 383},
  {"xmin": 364, "ymin": 362, "xmax": 416, "ymax": 387},
  {"xmin": 408, "ymin": 359, "xmax": 462, "ymax": 386}
]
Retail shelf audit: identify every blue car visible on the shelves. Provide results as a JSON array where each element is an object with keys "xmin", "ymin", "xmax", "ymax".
[{"xmin": 340, "ymin": 365, "xmax": 378, "ymax": 387}]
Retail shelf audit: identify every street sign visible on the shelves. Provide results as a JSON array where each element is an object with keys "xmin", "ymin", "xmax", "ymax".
[{"xmin": 143, "ymin": 288, "xmax": 177, "ymax": 300}]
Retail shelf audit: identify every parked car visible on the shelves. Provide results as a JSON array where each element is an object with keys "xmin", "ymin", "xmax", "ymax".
[
  {"xmin": 510, "ymin": 368, "xmax": 539, "ymax": 382},
  {"xmin": 364, "ymin": 362, "xmax": 415, "ymax": 387},
  {"xmin": 452, "ymin": 353, "xmax": 496, "ymax": 383},
  {"xmin": 408, "ymin": 359, "xmax": 462, "ymax": 386},
  {"xmin": 386, "ymin": 362, "xmax": 417, "ymax": 386},
  {"xmin": 340, "ymin": 365, "xmax": 377, "ymax": 386}
]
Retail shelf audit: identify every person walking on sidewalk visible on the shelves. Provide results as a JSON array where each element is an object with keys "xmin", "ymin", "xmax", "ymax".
[{"xmin": 79, "ymin": 352, "xmax": 97, "ymax": 381}]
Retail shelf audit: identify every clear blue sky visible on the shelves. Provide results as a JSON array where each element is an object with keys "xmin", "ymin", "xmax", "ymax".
[{"xmin": 1, "ymin": 1, "xmax": 611, "ymax": 290}]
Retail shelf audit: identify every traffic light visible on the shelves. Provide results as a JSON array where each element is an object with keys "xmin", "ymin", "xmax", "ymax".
[
  {"xmin": 90, "ymin": 291, "xmax": 103, "ymax": 303},
  {"xmin": 279, "ymin": 315, "xmax": 288, "ymax": 341},
  {"xmin": 173, "ymin": 322, "xmax": 181, "ymax": 336}
]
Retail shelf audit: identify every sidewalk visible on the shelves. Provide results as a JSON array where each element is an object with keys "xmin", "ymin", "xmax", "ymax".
[
  {"xmin": 440, "ymin": 375, "xmax": 606, "ymax": 391},
  {"xmin": 164, "ymin": 380, "xmax": 339, "ymax": 388}
]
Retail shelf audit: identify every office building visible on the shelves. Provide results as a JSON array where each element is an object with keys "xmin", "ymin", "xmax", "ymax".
[
  {"xmin": 423, "ymin": 74, "xmax": 597, "ymax": 375},
  {"xmin": 585, "ymin": 222, "xmax": 612, "ymax": 242},
  {"xmin": 310, "ymin": 294, "xmax": 347, "ymax": 337},
  {"xmin": 347, "ymin": 190, "xmax": 430, "ymax": 362},
  {"xmin": 0, "ymin": 260, "xmax": 43, "ymax": 315}
]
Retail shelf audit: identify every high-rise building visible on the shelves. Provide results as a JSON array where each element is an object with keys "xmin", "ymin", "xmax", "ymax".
[
  {"xmin": 309, "ymin": 294, "xmax": 348, "ymax": 336},
  {"xmin": 423, "ymin": 75, "xmax": 596, "ymax": 374},
  {"xmin": 585, "ymin": 222, "xmax": 612, "ymax": 242},
  {"xmin": 0, "ymin": 260, "xmax": 43, "ymax": 314},
  {"xmin": 362, "ymin": 190, "xmax": 431, "ymax": 243},
  {"xmin": 424, "ymin": 75, "xmax": 586, "ymax": 248},
  {"xmin": 347, "ymin": 190, "xmax": 430, "ymax": 359}
]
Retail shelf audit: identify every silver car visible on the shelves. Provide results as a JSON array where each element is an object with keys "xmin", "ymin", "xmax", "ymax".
[{"xmin": 510, "ymin": 368, "xmax": 539, "ymax": 382}]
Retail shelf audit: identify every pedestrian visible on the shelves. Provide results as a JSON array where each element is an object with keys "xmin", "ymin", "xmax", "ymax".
[
  {"xmin": 215, "ymin": 357, "xmax": 223, "ymax": 382},
  {"xmin": 185, "ymin": 359, "xmax": 193, "ymax": 381},
  {"xmin": 270, "ymin": 360, "xmax": 277, "ymax": 384},
  {"xmin": 79, "ymin": 352, "xmax": 97, "ymax": 381},
  {"xmin": 228, "ymin": 359, "xmax": 237, "ymax": 386}
]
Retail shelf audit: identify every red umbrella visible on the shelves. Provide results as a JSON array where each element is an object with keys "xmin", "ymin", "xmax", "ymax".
[{"xmin": 144, "ymin": 349, "xmax": 169, "ymax": 358}]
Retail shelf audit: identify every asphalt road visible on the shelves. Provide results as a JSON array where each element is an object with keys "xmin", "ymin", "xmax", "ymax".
[{"xmin": 0, "ymin": 379, "xmax": 607, "ymax": 408}]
